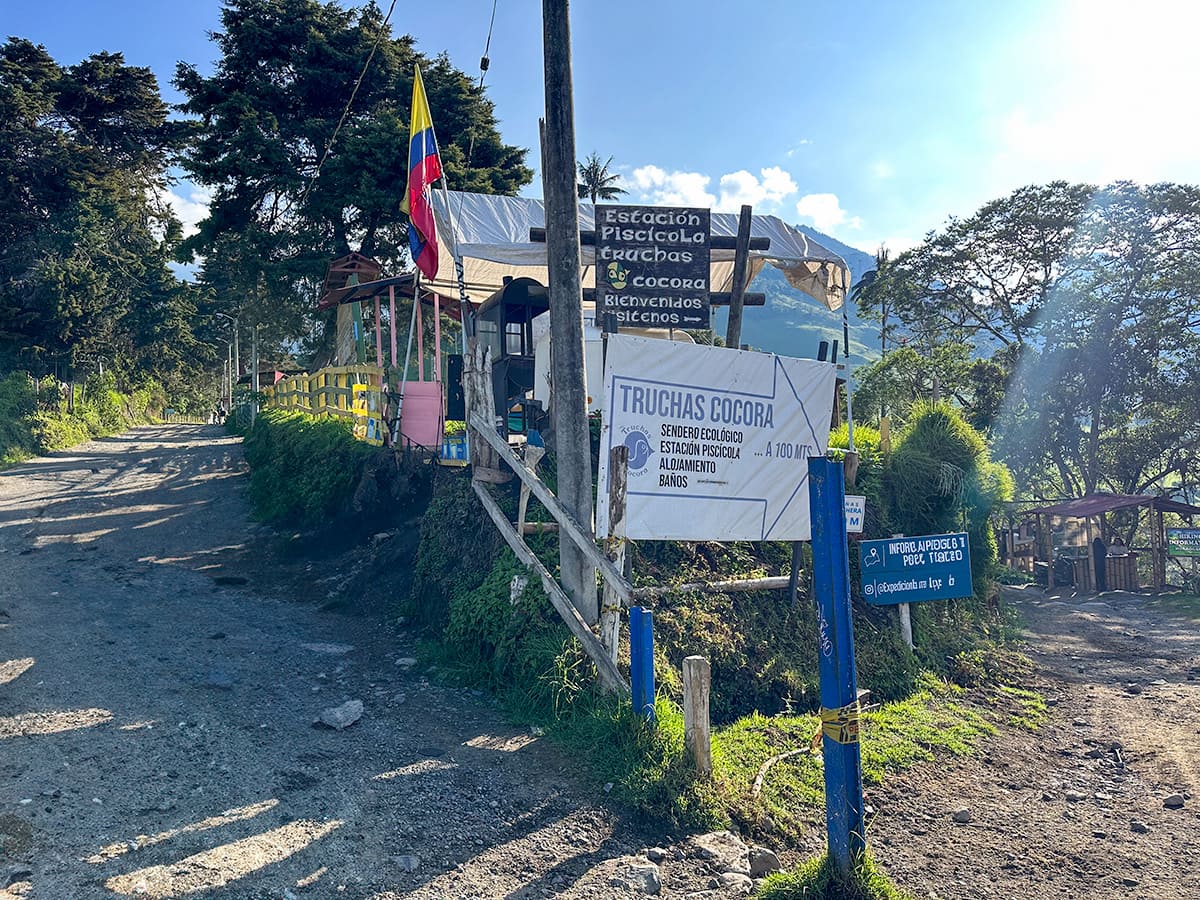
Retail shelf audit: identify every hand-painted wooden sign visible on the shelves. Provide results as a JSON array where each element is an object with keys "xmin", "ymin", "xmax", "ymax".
[{"xmin": 595, "ymin": 205, "xmax": 711, "ymax": 328}]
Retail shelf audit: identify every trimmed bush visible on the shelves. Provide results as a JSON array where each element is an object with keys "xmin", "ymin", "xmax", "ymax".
[{"xmin": 240, "ymin": 408, "xmax": 376, "ymax": 527}]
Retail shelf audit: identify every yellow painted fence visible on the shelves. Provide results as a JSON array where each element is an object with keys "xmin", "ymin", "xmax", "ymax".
[{"xmin": 262, "ymin": 365, "xmax": 385, "ymax": 419}]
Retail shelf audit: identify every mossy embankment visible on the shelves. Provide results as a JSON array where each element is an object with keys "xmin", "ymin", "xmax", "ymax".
[{"xmin": 238, "ymin": 404, "xmax": 1037, "ymax": 860}]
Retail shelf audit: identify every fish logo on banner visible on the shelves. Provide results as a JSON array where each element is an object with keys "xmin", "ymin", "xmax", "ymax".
[{"xmin": 623, "ymin": 430, "xmax": 654, "ymax": 470}]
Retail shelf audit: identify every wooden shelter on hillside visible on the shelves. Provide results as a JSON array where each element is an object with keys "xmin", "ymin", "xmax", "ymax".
[
  {"xmin": 1018, "ymin": 492, "xmax": 1200, "ymax": 592},
  {"xmin": 316, "ymin": 254, "xmax": 462, "ymax": 451}
]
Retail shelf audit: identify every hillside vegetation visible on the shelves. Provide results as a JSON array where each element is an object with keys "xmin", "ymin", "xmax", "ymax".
[{"xmin": 0, "ymin": 372, "xmax": 163, "ymax": 467}]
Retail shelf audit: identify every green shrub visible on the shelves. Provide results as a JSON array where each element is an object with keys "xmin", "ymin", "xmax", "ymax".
[
  {"xmin": 241, "ymin": 408, "xmax": 376, "ymax": 526},
  {"xmin": 0, "ymin": 373, "xmax": 37, "ymax": 465},
  {"xmin": 406, "ymin": 469, "xmax": 503, "ymax": 632},
  {"xmin": 1, "ymin": 370, "xmax": 160, "ymax": 465}
]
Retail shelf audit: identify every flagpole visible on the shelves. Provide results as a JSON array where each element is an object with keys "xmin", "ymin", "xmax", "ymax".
[
  {"xmin": 438, "ymin": 182, "xmax": 474, "ymax": 345},
  {"xmin": 438, "ymin": 182, "xmax": 473, "ymax": 468}
]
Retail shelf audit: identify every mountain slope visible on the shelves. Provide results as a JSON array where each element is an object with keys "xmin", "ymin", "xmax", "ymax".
[{"xmin": 710, "ymin": 225, "xmax": 882, "ymax": 362}]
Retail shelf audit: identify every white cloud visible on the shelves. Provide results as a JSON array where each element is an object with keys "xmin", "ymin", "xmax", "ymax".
[
  {"xmin": 863, "ymin": 234, "xmax": 923, "ymax": 256},
  {"xmin": 715, "ymin": 166, "xmax": 797, "ymax": 212},
  {"xmin": 795, "ymin": 193, "xmax": 863, "ymax": 235},
  {"xmin": 629, "ymin": 165, "xmax": 716, "ymax": 208},
  {"xmin": 630, "ymin": 165, "xmax": 798, "ymax": 213},
  {"xmin": 161, "ymin": 184, "xmax": 212, "ymax": 238}
]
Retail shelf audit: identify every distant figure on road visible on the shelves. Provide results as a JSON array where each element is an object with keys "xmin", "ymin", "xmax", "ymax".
[{"xmin": 1093, "ymin": 536, "xmax": 1108, "ymax": 592}]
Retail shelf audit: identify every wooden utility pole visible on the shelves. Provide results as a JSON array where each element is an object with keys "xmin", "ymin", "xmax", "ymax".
[
  {"xmin": 541, "ymin": 0, "xmax": 597, "ymax": 624},
  {"xmin": 723, "ymin": 204, "xmax": 753, "ymax": 349}
]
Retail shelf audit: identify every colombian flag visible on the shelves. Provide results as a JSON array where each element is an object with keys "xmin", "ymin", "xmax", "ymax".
[{"xmin": 401, "ymin": 66, "xmax": 442, "ymax": 280}]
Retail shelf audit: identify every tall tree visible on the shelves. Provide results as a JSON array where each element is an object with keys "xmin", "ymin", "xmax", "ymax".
[
  {"xmin": 860, "ymin": 181, "xmax": 1200, "ymax": 501},
  {"xmin": 576, "ymin": 152, "xmax": 626, "ymax": 205},
  {"xmin": 175, "ymin": 0, "xmax": 533, "ymax": 350},
  {"xmin": 0, "ymin": 38, "xmax": 198, "ymax": 386}
]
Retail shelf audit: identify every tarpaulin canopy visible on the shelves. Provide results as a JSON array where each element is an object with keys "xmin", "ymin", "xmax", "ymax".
[
  {"xmin": 427, "ymin": 190, "xmax": 851, "ymax": 311},
  {"xmin": 1029, "ymin": 492, "xmax": 1200, "ymax": 518}
]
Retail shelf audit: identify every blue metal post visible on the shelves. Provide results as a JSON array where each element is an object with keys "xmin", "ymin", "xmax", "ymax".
[
  {"xmin": 629, "ymin": 607, "xmax": 656, "ymax": 722},
  {"xmin": 808, "ymin": 457, "xmax": 866, "ymax": 874}
]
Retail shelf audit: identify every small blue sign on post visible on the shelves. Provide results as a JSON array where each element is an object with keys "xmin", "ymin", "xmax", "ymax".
[{"xmin": 859, "ymin": 533, "xmax": 973, "ymax": 605}]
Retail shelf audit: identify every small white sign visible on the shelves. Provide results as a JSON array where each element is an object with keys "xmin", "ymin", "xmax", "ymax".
[
  {"xmin": 845, "ymin": 495, "xmax": 866, "ymax": 534},
  {"xmin": 597, "ymin": 335, "xmax": 837, "ymax": 541}
]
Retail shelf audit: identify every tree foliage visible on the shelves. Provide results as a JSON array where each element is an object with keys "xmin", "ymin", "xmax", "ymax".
[
  {"xmin": 0, "ymin": 38, "xmax": 207, "ymax": 395},
  {"xmin": 577, "ymin": 152, "xmax": 627, "ymax": 205},
  {"xmin": 175, "ymin": 0, "xmax": 533, "ymax": 355},
  {"xmin": 855, "ymin": 181, "xmax": 1200, "ymax": 500}
]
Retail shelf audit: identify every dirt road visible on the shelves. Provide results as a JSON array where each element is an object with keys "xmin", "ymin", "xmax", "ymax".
[
  {"xmin": 0, "ymin": 427, "xmax": 744, "ymax": 899},
  {"xmin": 3, "ymin": 426, "xmax": 1199, "ymax": 899},
  {"xmin": 868, "ymin": 585, "xmax": 1200, "ymax": 899}
]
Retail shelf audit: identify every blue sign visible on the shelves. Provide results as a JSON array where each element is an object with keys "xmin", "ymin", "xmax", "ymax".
[{"xmin": 859, "ymin": 532, "xmax": 973, "ymax": 605}]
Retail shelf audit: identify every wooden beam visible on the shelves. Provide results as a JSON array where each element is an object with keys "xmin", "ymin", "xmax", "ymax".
[
  {"xmin": 473, "ymin": 481, "xmax": 629, "ymax": 695},
  {"xmin": 530, "ymin": 227, "xmax": 770, "ymax": 252},
  {"xmin": 632, "ymin": 575, "xmax": 791, "ymax": 599},
  {"xmin": 469, "ymin": 412, "xmax": 632, "ymax": 604},
  {"xmin": 724, "ymin": 204, "xmax": 753, "ymax": 349}
]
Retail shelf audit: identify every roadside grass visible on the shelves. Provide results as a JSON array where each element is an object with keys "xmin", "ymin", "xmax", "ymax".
[
  {"xmin": 1, "ymin": 371, "xmax": 163, "ymax": 468},
  {"xmin": 759, "ymin": 852, "xmax": 914, "ymax": 900},
  {"xmin": 713, "ymin": 674, "xmax": 997, "ymax": 841},
  {"xmin": 992, "ymin": 685, "xmax": 1048, "ymax": 730}
]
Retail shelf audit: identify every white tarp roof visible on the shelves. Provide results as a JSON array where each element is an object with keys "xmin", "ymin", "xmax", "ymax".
[{"xmin": 428, "ymin": 190, "xmax": 849, "ymax": 311}]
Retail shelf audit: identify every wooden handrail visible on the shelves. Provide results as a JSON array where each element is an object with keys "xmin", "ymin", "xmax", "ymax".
[
  {"xmin": 473, "ymin": 482, "xmax": 629, "ymax": 695},
  {"xmin": 469, "ymin": 413, "xmax": 632, "ymax": 605}
]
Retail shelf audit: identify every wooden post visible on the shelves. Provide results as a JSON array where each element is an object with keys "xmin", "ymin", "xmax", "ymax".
[
  {"xmin": 788, "ymin": 541, "xmax": 804, "ymax": 609},
  {"xmin": 891, "ymin": 534, "xmax": 913, "ymax": 649},
  {"xmin": 724, "ymin": 204, "xmax": 753, "ymax": 349},
  {"xmin": 541, "ymin": 0, "xmax": 597, "ymax": 625},
  {"xmin": 389, "ymin": 285, "xmax": 398, "ymax": 369},
  {"xmin": 1043, "ymin": 514, "xmax": 1055, "ymax": 589},
  {"xmin": 898, "ymin": 603, "xmax": 913, "ymax": 650},
  {"xmin": 374, "ymin": 297, "xmax": 383, "ymax": 368},
  {"xmin": 683, "ymin": 656, "xmax": 712, "ymax": 776},
  {"xmin": 601, "ymin": 445, "xmax": 628, "ymax": 666}
]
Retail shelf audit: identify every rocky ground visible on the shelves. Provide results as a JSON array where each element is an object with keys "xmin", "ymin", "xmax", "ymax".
[
  {"xmin": 1, "ymin": 425, "xmax": 1197, "ymax": 898},
  {"xmin": 866, "ymin": 585, "xmax": 1200, "ymax": 899}
]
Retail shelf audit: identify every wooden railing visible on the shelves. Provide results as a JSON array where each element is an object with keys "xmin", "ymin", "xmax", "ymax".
[{"xmin": 262, "ymin": 365, "xmax": 385, "ymax": 419}]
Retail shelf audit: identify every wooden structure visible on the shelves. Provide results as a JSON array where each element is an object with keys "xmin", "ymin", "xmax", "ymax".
[
  {"xmin": 475, "ymin": 277, "xmax": 548, "ymax": 424},
  {"xmin": 1027, "ymin": 492, "xmax": 1200, "ymax": 591},
  {"xmin": 263, "ymin": 364, "xmax": 384, "ymax": 419}
]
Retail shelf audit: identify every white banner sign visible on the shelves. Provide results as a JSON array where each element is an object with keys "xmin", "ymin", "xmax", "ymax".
[{"xmin": 597, "ymin": 335, "xmax": 837, "ymax": 541}]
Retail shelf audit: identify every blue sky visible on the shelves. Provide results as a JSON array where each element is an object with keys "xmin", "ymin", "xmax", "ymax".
[{"xmin": 9, "ymin": 0, "xmax": 1200, "ymax": 257}]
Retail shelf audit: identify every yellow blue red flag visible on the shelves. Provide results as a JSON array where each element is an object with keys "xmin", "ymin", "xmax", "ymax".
[{"xmin": 402, "ymin": 66, "xmax": 442, "ymax": 280}]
